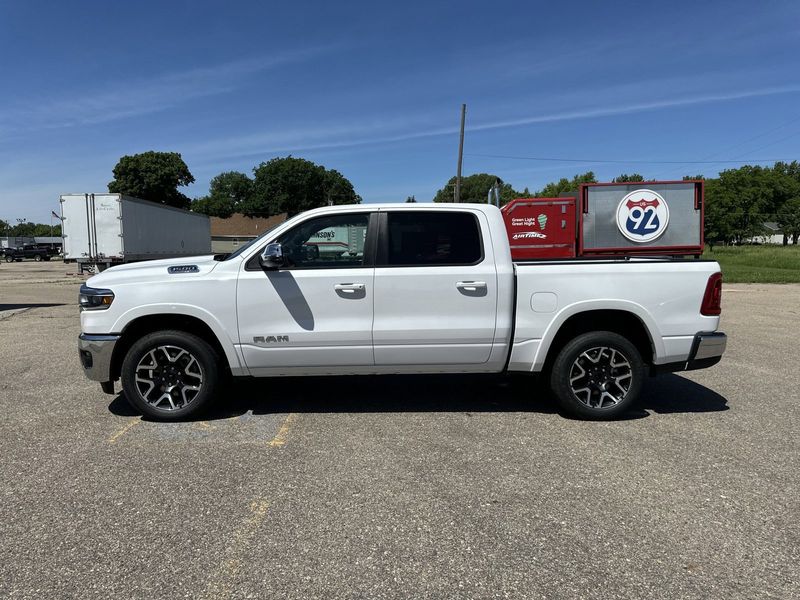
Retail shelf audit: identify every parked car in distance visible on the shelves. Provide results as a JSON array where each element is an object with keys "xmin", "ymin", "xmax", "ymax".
[{"xmin": 3, "ymin": 244, "xmax": 52, "ymax": 262}]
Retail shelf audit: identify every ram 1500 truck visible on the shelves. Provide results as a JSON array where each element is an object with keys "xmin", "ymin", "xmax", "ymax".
[{"xmin": 77, "ymin": 203, "xmax": 726, "ymax": 420}]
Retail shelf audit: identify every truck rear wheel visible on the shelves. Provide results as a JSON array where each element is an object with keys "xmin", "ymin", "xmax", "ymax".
[
  {"xmin": 120, "ymin": 330, "xmax": 220, "ymax": 420},
  {"xmin": 34, "ymin": 254, "xmax": 42, "ymax": 261},
  {"xmin": 549, "ymin": 331, "xmax": 645, "ymax": 420}
]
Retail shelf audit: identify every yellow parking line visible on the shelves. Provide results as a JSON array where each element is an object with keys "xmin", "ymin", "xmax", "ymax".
[
  {"xmin": 107, "ymin": 418, "xmax": 141, "ymax": 444},
  {"xmin": 267, "ymin": 413, "xmax": 297, "ymax": 447},
  {"xmin": 203, "ymin": 499, "xmax": 270, "ymax": 599}
]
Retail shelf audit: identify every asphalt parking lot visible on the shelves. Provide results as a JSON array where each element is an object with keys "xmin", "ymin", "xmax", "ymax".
[{"xmin": 0, "ymin": 260, "xmax": 797, "ymax": 599}]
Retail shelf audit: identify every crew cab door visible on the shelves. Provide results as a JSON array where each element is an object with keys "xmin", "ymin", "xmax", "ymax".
[
  {"xmin": 372, "ymin": 209, "xmax": 498, "ymax": 365},
  {"xmin": 236, "ymin": 212, "xmax": 376, "ymax": 374}
]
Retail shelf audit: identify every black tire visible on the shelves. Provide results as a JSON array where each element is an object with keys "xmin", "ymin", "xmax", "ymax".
[
  {"xmin": 121, "ymin": 330, "xmax": 220, "ymax": 420},
  {"xmin": 34, "ymin": 254, "xmax": 42, "ymax": 261},
  {"xmin": 5, "ymin": 255, "xmax": 13, "ymax": 263},
  {"xmin": 549, "ymin": 331, "xmax": 646, "ymax": 420}
]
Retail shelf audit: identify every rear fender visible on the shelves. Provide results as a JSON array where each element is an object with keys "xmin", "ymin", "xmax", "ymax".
[{"xmin": 532, "ymin": 300, "xmax": 663, "ymax": 371}]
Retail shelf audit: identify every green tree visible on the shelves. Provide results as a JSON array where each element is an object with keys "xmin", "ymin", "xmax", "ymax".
[
  {"xmin": 702, "ymin": 177, "xmax": 732, "ymax": 249},
  {"xmin": 773, "ymin": 160, "xmax": 800, "ymax": 181},
  {"xmin": 536, "ymin": 171, "xmax": 597, "ymax": 197},
  {"xmin": 433, "ymin": 174, "xmax": 519, "ymax": 203},
  {"xmin": 772, "ymin": 161, "xmax": 800, "ymax": 244},
  {"xmin": 778, "ymin": 197, "xmax": 800, "ymax": 244},
  {"xmin": 246, "ymin": 157, "xmax": 360, "ymax": 217},
  {"xmin": 702, "ymin": 164, "xmax": 799, "ymax": 246},
  {"xmin": 612, "ymin": 173, "xmax": 645, "ymax": 183},
  {"xmin": 108, "ymin": 151, "xmax": 195, "ymax": 209},
  {"xmin": 705, "ymin": 168, "xmax": 766, "ymax": 245},
  {"xmin": 405, "ymin": 195, "xmax": 416, "ymax": 203},
  {"xmin": 8, "ymin": 221, "xmax": 37, "ymax": 236},
  {"xmin": 32, "ymin": 223, "xmax": 61, "ymax": 236},
  {"xmin": 323, "ymin": 168, "xmax": 362, "ymax": 207},
  {"xmin": 191, "ymin": 171, "xmax": 253, "ymax": 218},
  {"xmin": 4, "ymin": 221, "xmax": 61, "ymax": 237}
]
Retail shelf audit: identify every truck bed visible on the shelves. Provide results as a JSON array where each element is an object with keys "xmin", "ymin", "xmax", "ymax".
[{"xmin": 507, "ymin": 258, "xmax": 722, "ymax": 372}]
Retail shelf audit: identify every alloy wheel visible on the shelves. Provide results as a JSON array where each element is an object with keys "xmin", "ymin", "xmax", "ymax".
[
  {"xmin": 134, "ymin": 345, "xmax": 204, "ymax": 411},
  {"xmin": 568, "ymin": 346, "xmax": 633, "ymax": 409}
]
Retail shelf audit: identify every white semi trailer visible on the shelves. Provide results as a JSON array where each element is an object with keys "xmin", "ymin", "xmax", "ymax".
[{"xmin": 60, "ymin": 193, "xmax": 211, "ymax": 273}]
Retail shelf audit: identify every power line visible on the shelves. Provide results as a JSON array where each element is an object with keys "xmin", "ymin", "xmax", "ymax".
[
  {"xmin": 704, "ymin": 115, "xmax": 800, "ymax": 159},
  {"xmin": 468, "ymin": 113, "xmax": 800, "ymax": 172},
  {"xmin": 647, "ymin": 114, "xmax": 800, "ymax": 178},
  {"xmin": 464, "ymin": 153, "xmax": 794, "ymax": 165},
  {"xmin": 729, "ymin": 129, "xmax": 800, "ymax": 160}
]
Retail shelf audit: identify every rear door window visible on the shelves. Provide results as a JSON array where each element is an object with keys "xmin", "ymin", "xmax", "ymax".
[{"xmin": 382, "ymin": 212, "xmax": 482, "ymax": 266}]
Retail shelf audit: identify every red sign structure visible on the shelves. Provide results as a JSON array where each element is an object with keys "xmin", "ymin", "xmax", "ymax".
[{"xmin": 500, "ymin": 181, "xmax": 705, "ymax": 260}]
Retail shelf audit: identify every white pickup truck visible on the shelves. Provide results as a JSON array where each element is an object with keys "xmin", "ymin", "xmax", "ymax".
[{"xmin": 78, "ymin": 203, "xmax": 726, "ymax": 420}]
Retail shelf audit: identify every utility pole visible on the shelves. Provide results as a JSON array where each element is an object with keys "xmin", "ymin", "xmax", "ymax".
[
  {"xmin": 454, "ymin": 103, "xmax": 466, "ymax": 202},
  {"xmin": 15, "ymin": 218, "xmax": 25, "ymax": 248}
]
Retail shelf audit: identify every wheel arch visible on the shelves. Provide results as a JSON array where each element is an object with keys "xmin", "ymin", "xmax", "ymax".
[
  {"xmin": 535, "ymin": 304, "xmax": 660, "ymax": 374},
  {"xmin": 109, "ymin": 313, "xmax": 237, "ymax": 381}
]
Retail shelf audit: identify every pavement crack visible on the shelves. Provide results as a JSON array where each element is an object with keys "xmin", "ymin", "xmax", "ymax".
[{"xmin": 0, "ymin": 307, "xmax": 31, "ymax": 321}]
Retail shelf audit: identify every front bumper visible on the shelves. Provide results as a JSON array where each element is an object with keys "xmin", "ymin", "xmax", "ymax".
[
  {"xmin": 78, "ymin": 333, "xmax": 120, "ymax": 384},
  {"xmin": 654, "ymin": 331, "xmax": 727, "ymax": 374}
]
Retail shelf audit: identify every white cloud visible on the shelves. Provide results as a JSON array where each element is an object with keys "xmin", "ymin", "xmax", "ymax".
[
  {"xmin": 0, "ymin": 47, "xmax": 334, "ymax": 135},
  {"xmin": 468, "ymin": 85, "xmax": 800, "ymax": 132},
  {"xmin": 184, "ymin": 82, "xmax": 800, "ymax": 163}
]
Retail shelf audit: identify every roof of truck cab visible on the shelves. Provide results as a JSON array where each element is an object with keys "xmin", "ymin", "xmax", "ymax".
[{"xmin": 301, "ymin": 203, "xmax": 501, "ymax": 214}]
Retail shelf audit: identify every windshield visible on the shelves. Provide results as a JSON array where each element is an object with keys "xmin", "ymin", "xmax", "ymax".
[{"xmin": 222, "ymin": 224, "xmax": 282, "ymax": 261}]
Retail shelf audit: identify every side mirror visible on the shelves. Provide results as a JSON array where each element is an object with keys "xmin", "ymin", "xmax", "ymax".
[{"xmin": 259, "ymin": 243, "xmax": 284, "ymax": 270}]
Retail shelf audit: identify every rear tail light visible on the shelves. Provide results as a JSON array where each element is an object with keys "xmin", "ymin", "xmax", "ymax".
[{"xmin": 701, "ymin": 272, "xmax": 723, "ymax": 316}]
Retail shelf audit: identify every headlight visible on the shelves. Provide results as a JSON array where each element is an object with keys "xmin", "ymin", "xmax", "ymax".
[{"xmin": 79, "ymin": 284, "xmax": 115, "ymax": 311}]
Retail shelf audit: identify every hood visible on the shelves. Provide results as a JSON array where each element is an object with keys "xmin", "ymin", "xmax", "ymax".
[{"xmin": 86, "ymin": 255, "xmax": 223, "ymax": 288}]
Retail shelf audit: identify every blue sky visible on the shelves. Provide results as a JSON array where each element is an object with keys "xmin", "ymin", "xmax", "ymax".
[{"xmin": 1, "ymin": 0, "xmax": 799, "ymax": 223}]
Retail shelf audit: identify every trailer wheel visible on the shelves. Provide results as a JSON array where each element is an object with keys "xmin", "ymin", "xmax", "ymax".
[
  {"xmin": 549, "ymin": 331, "xmax": 645, "ymax": 420},
  {"xmin": 121, "ymin": 330, "xmax": 220, "ymax": 421}
]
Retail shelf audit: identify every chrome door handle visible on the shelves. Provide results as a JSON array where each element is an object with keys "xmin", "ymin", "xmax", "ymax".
[
  {"xmin": 456, "ymin": 281, "xmax": 487, "ymax": 291},
  {"xmin": 334, "ymin": 283, "xmax": 365, "ymax": 293}
]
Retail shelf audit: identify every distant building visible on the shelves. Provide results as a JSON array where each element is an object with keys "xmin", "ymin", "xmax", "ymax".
[
  {"xmin": 1, "ymin": 236, "xmax": 34, "ymax": 249},
  {"xmin": 1, "ymin": 236, "xmax": 62, "ymax": 250},
  {"xmin": 209, "ymin": 213, "xmax": 287, "ymax": 253},
  {"xmin": 752, "ymin": 222, "xmax": 784, "ymax": 245},
  {"xmin": 34, "ymin": 236, "xmax": 62, "ymax": 250}
]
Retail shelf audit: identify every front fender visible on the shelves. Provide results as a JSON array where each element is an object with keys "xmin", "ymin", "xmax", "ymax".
[{"xmin": 111, "ymin": 303, "xmax": 246, "ymax": 374}]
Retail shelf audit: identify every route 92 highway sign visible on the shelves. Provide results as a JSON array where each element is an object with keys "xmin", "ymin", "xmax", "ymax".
[{"xmin": 616, "ymin": 189, "xmax": 670, "ymax": 243}]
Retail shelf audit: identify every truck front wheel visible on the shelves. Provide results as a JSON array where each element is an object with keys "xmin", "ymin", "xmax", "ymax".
[
  {"xmin": 549, "ymin": 331, "xmax": 646, "ymax": 420},
  {"xmin": 120, "ymin": 330, "xmax": 220, "ymax": 420}
]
